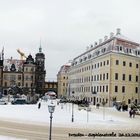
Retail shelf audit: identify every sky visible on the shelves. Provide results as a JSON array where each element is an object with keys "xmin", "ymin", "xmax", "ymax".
[{"xmin": 0, "ymin": 0, "xmax": 140, "ymax": 81}]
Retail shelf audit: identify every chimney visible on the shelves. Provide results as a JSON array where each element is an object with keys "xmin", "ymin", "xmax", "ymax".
[
  {"xmin": 110, "ymin": 32, "xmax": 114, "ymax": 38},
  {"xmin": 116, "ymin": 28, "xmax": 121, "ymax": 35},
  {"xmin": 90, "ymin": 44, "xmax": 93, "ymax": 48},
  {"xmin": 99, "ymin": 39, "xmax": 102, "ymax": 44},
  {"xmin": 104, "ymin": 35, "xmax": 108, "ymax": 41},
  {"xmin": 94, "ymin": 42, "xmax": 97, "ymax": 47}
]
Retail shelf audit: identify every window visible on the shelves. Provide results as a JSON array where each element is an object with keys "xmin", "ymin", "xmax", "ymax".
[
  {"xmin": 26, "ymin": 76, "xmax": 28, "ymax": 80},
  {"xmin": 136, "ymin": 64, "xmax": 139, "ymax": 68},
  {"xmin": 115, "ymin": 86, "xmax": 118, "ymax": 92},
  {"xmin": 100, "ymin": 74, "xmax": 102, "ymax": 80},
  {"xmin": 10, "ymin": 75, "xmax": 16, "ymax": 81},
  {"xmin": 97, "ymin": 86, "xmax": 99, "ymax": 92},
  {"xmin": 103, "ymin": 86, "xmax": 105, "ymax": 92},
  {"xmin": 94, "ymin": 75, "xmax": 96, "ymax": 81},
  {"xmin": 103, "ymin": 61, "xmax": 105, "ymax": 66},
  {"xmin": 63, "ymin": 76, "xmax": 65, "ymax": 79},
  {"xmin": 122, "ymin": 74, "xmax": 125, "ymax": 81},
  {"xmin": 107, "ymin": 60, "xmax": 109, "ymax": 65},
  {"xmin": 136, "ymin": 76, "xmax": 138, "ymax": 82},
  {"xmin": 129, "ymin": 75, "xmax": 132, "ymax": 81},
  {"xmin": 103, "ymin": 74, "xmax": 105, "ymax": 80},
  {"xmin": 31, "ymin": 76, "xmax": 33, "ymax": 81},
  {"xmin": 18, "ymin": 82, "xmax": 21, "ymax": 86},
  {"xmin": 116, "ymin": 60, "xmax": 119, "ymax": 65},
  {"xmin": 100, "ymin": 86, "xmax": 102, "ymax": 92},
  {"xmin": 115, "ymin": 73, "xmax": 118, "ymax": 80},
  {"xmin": 128, "ymin": 99, "xmax": 131, "ymax": 104},
  {"xmin": 122, "ymin": 86, "xmax": 125, "ymax": 93},
  {"xmin": 129, "ymin": 62, "xmax": 132, "ymax": 67},
  {"xmin": 106, "ymin": 85, "xmax": 108, "ymax": 92},
  {"xmin": 18, "ymin": 75, "xmax": 21, "ymax": 80},
  {"xmin": 100, "ymin": 62, "xmax": 102, "ymax": 67},
  {"xmin": 135, "ymin": 87, "xmax": 138, "ymax": 93},
  {"xmin": 97, "ymin": 75, "xmax": 99, "ymax": 81},
  {"xmin": 106, "ymin": 73, "xmax": 108, "ymax": 80},
  {"xmin": 95, "ymin": 64, "xmax": 96, "ymax": 68},
  {"xmin": 123, "ymin": 61, "xmax": 126, "ymax": 66}
]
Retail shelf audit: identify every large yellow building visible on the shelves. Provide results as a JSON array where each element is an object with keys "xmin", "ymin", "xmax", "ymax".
[
  {"xmin": 57, "ymin": 64, "xmax": 70, "ymax": 98},
  {"xmin": 68, "ymin": 29, "xmax": 140, "ymax": 107}
]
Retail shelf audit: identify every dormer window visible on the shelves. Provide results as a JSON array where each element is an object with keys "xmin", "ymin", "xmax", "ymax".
[
  {"xmin": 84, "ymin": 56, "xmax": 87, "ymax": 61},
  {"xmin": 96, "ymin": 50, "xmax": 100, "ymax": 56},
  {"xmin": 79, "ymin": 59, "xmax": 82, "ymax": 63},
  {"xmin": 88, "ymin": 54, "xmax": 91, "ymax": 59},
  {"xmin": 102, "ymin": 48, "xmax": 106, "ymax": 53}
]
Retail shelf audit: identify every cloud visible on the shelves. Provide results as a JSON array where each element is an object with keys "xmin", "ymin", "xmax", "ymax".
[{"xmin": 0, "ymin": 0, "xmax": 140, "ymax": 80}]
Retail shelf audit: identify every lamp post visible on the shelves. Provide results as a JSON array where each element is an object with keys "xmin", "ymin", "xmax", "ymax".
[
  {"xmin": 48, "ymin": 103, "xmax": 55, "ymax": 140},
  {"xmin": 102, "ymin": 100, "xmax": 106, "ymax": 120},
  {"xmin": 71, "ymin": 91, "xmax": 75, "ymax": 122}
]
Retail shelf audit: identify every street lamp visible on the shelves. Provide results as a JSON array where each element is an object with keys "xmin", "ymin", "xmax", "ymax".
[
  {"xmin": 71, "ymin": 91, "xmax": 75, "ymax": 122},
  {"xmin": 102, "ymin": 100, "xmax": 106, "ymax": 120},
  {"xmin": 48, "ymin": 103, "xmax": 55, "ymax": 140}
]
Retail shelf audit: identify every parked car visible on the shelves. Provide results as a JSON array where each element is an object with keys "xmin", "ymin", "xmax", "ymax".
[
  {"xmin": 0, "ymin": 99, "xmax": 8, "ymax": 105},
  {"xmin": 11, "ymin": 99, "xmax": 27, "ymax": 105}
]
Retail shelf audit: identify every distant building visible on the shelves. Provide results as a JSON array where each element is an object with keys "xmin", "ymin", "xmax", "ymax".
[
  {"xmin": 57, "ymin": 63, "xmax": 71, "ymax": 98},
  {"xmin": 68, "ymin": 28, "xmax": 140, "ymax": 106},
  {"xmin": 45, "ymin": 81, "xmax": 58, "ymax": 96}
]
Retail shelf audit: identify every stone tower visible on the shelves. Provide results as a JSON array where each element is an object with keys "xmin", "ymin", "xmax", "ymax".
[
  {"xmin": 35, "ymin": 45, "xmax": 46, "ymax": 97},
  {"xmin": 0, "ymin": 49, "xmax": 4, "ymax": 96}
]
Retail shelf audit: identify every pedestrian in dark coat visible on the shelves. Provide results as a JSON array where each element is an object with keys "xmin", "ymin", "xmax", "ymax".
[
  {"xmin": 132, "ymin": 109, "xmax": 136, "ymax": 118},
  {"xmin": 129, "ymin": 109, "xmax": 133, "ymax": 118},
  {"xmin": 38, "ymin": 102, "xmax": 41, "ymax": 109}
]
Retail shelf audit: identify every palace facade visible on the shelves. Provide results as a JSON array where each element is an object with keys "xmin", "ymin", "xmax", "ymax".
[{"xmin": 68, "ymin": 29, "xmax": 140, "ymax": 107}]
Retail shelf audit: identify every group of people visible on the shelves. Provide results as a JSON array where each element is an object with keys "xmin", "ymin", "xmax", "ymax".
[{"xmin": 129, "ymin": 108, "xmax": 136, "ymax": 118}]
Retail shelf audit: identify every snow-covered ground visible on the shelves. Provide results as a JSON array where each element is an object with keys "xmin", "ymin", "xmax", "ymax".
[
  {"xmin": 0, "ymin": 99, "xmax": 139, "ymax": 129},
  {"xmin": 0, "ymin": 99, "xmax": 139, "ymax": 139},
  {"xmin": 0, "ymin": 136, "xmax": 26, "ymax": 140}
]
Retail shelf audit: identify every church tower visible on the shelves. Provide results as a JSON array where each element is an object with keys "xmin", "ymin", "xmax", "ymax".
[
  {"xmin": 0, "ymin": 48, "xmax": 4, "ymax": 95},
  {"xmin": 35, "ymin": 45, "xmax": 46, "ymax": 97}
]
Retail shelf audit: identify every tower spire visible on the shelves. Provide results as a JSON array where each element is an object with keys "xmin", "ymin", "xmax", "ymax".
[
  {"xmin": 1, "ymin": 46, "xmax": 4, "ymax": 60},
  {"xmin": 39, "ymin": 40, "xmax": 42, "ymax": 53}
]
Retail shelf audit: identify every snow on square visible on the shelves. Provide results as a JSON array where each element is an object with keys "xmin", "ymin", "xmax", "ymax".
[{"xmin": 0, "ymin": 99, "xmax": 139, "ymax": 131}]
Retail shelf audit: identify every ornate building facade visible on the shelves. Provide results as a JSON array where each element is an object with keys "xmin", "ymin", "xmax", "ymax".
[
  {"xmin": 0, "ymin": 46, "xmax": 46, "ymax": 99},
  {"xmin": 68, "ymin": 29, "xmax": 140, "ymax": 107}
]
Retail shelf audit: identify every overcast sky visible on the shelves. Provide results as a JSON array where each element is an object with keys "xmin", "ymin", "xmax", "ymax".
[{"xmin": 0, "ymin": 0, "xmax": 140, "ymax": 81}]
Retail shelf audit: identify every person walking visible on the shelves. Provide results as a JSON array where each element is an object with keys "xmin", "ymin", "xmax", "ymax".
[
  {"xmin": 129, "ymin": 109, "xmax": 133, "ymax": 118},
  {"xmin": 38, "ymin": 102, "xmax": 41, "ymax": 109},
  {"xmin": 132, "ymin": 109, "xmax": 136, "ymax": 118}
]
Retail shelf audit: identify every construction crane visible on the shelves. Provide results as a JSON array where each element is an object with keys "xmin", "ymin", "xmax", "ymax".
[{"xmin": 17, "ymin": 49, "xmax": 27, "ymax": 60}]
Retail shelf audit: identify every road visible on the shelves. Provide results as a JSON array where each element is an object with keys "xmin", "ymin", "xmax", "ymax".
[{"xmin": 0, "ymin": 120, "xmax": 140, "ymax": 140}]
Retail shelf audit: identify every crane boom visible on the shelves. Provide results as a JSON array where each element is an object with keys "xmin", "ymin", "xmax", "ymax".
[{"xmin": 17, "ymin": 49, "xmax": 27, "ymax": 60}]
